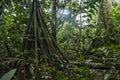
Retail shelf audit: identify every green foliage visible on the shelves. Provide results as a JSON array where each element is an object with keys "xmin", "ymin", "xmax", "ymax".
[
  {"xmin": 72, "ymin": 66, "xmax": 93, "ymax": 80},
  {"xmin": 0, "ymin": 69, "xmax": 16, "ymax": 80},
  {"xmin": 0, "ymin": 0, "xmax": 28, "ymax": 54},
  {"xmin": 112, "ymin": 4, "xmax": 120, "ymax": 24},
  {"xmin": 0, "ymin": 0, "xmax": 120, "ymax": 80}
]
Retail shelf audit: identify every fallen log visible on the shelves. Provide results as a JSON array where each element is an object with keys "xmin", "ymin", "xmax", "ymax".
[{"xmin": 70, "ymin": 62, "xmax": 120, "ymax": 70}]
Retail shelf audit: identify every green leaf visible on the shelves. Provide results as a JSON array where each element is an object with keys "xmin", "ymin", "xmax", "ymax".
[
  {"xmin": 89, "ymin": 9, "xmax": 95, "ymax": 15},
  {"xmin": 87, "ymin": 13, "xmax": 92, "ymax": 19},
  {"xmin": 0, "ymin": 69, "xmax": 17, "ymax": 80},
  {"xmin": 104, "ymin": 74, "xmax": 111, "ymax": 80}
]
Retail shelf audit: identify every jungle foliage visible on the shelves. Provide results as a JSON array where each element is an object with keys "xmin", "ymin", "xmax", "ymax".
[{"xmin": 0, "ymin": 0, "xmax": 120, "ymax": 80}]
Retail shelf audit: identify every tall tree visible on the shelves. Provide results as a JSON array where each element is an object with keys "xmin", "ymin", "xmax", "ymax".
[
  {"xmin": 51, "ymin": 0, "xmax": 57, "ymax": 42},
  {"xmin": 22, "ymin": 0, "xmax": 67, "ymax": 78},
  {"xmin": 96, "ymin": 0, "xmax": 112, "ymax": 35}
]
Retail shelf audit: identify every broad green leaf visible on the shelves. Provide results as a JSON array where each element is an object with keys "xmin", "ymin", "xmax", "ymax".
[{"xmin": 0, "ymin": 69, "xmax": 17, "ymax": 80}]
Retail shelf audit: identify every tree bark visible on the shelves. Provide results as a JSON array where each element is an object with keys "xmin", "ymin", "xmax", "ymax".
[
  {"xmin": 70, "ymin": 62, "xmax": 120, "ymax": 70},
  {"xmin": 52, "ymin": 0, "xmax": 57, "ymax": 42}
]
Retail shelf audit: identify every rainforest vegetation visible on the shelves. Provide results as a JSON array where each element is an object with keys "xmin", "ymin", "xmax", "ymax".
[{"xmin": 0, "ymin": 0, "xmax": 120, "ymax": 80}]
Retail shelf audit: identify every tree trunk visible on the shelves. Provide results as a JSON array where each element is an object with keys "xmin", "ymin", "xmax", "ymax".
[{"xmin": 52, "ymin": 0, "xmax": 57, "ymax": 42}]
